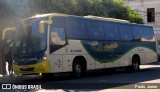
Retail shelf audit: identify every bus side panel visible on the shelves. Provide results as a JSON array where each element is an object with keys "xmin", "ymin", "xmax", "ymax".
[
  {"xmin": 130, "ymin": 47, "xmax": 145, "ymax": 64},
  {"xmin": 95, "ymin": 61, "xmax": 105, "ymax": 69},
  {"xmin": 144, "ymin": 48, "xmax": 157, "ymax": 64},
  {"xmin": 62, "ymin": 55, "xmax": 74, "ymax": 72},
  {"xmin": 48, "ymin": 47, "xmax": 67, "ymax": 73},
  {"xmin": 143, "ymin": 42, "xmax": 157, "ymax": 64},
  {"xmin": 138, "ymin": 47, "xmax": 145, "ymax": 64},
  {"xmin": 104, "ymin": 62, "xmax": 113, "ymax": 68},
  {"xmin": 87, "ymin": 55, "xmax": 96, "ymax": 70},
  {"xmin": 49, "ymin": 40, "xmax": 90, "ymax": 73},
  {"xmin": 118, "ymin": 53, "xmax": 132, "ymax": 67},
  {"xmin": 52, "ymin": 55, "xmax": 63, "ymax": 73}
]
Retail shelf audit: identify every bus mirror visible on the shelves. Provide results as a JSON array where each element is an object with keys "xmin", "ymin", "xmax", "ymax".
[
  {"xmin": 2, "ymin": 27, "xmax": 15, "ymax": 40},
  {"xmin": 39, "ymin": 20, "xmax": 52, "ymax": 33}
]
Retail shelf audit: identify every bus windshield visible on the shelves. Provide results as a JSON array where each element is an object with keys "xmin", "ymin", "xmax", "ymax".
[{"xmin": 14, "ymin": 19, "xmax": 47, "ymax": 55}]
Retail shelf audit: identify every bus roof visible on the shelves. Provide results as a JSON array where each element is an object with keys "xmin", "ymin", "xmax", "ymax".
[
  {"xmin": 22, "ymin": 13, "xmax": 68, "ymax": 21},
  {"xmin": 22, "ymin": 13, "xmax": 153, "ymax": 28},
  {"xmin": 32, "ymin": 13, "xmax": 68, "ymax": 18},
  {"xmin": 23, "ymin": 13, "xmax": 129, "ymax": 22},
  {"xmin": 84, "ymin": 15, "xmax": 130, "ymax": 23}
]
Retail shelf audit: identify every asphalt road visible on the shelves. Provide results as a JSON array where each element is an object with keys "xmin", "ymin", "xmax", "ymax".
[{"xmin": 0, "ymin": 62, "xmax": 160, "ymax": 92}]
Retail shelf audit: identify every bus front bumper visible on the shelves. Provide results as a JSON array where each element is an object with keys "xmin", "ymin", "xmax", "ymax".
[{"xmin": 13, "ymin": 60, "xmax": 51, "ymax": 75}]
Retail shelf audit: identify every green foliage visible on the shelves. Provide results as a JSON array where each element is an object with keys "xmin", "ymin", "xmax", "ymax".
[
  {"xmin": 36, "ymin": 0, "xmax": 143, "ymax": 23},
  {"xmin": 101, "ymin": 0, "xmax": 143, "ymax": 23},
  {"xmin": 0, "ymin": 0, "xmax": 143, "ymax": 24}
]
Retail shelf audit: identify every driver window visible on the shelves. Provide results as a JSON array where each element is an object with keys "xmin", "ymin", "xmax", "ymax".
[{"xmin": 50, "ymin": 27, "xmax": 66, "ymax": 45}]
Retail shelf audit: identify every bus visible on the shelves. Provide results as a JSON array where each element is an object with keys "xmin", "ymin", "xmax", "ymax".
[{"xmin": 12, "ymin": 13, "xmax": 157, "ymax": 78}]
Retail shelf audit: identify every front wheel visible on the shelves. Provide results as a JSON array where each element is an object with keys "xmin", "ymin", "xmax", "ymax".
[{"xmin": 72, "ymin": 60, "xmax": 85, "ymax": 78}]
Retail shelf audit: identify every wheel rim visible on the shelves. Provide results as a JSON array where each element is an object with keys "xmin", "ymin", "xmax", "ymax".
[
  {"xmin": 75, "ymin": 64, "xmax": 81, "ymax": 74},
  {"xmin": 133, "ymin": 60, "xmax": 139, "ymax": 70}
]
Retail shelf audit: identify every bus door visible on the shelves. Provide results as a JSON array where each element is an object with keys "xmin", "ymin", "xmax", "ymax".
[{"xmin": 49, "ymin": 27, "xmax": 67, "ymax": 73}]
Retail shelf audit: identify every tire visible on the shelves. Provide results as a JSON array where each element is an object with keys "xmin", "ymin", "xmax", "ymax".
[
  {"xmin": 72, "ymin": 60, "xmax": 85, "ymax": 78},
  {"xmin": 131, "ymin": 56, "xmax": 140, "ymax": 71}
]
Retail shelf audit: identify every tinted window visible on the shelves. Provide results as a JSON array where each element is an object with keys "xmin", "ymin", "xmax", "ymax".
[
  {"xmin": 50, "ymin": 27, "xmax": 66, "ymax": 45},
  {"xmin": 52, "ymin": 17, "xmax": 66, "ymax": 28},
  {"xmin": 66, "ymin": 19, "xmax": 87, "ymax": 39},
  {"xmin": 143, "ymin": 27, "xmax": 154, "ymax": 40},
  {"xmin": 119, "ymin": 24, "xmax": 133, "ymax": 41},
  {"xmin": 104, "ymin": 23, "xmax": 121, "ymax": 40},
  {"xmin": 87, "ymin": 21, "xmax": 105, "ymax": 40},
  {"xmin": 132, "ymin": 26, "xmax": 144, "ymax": 40}
]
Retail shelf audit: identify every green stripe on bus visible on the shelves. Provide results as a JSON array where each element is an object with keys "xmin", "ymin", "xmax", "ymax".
[{"xmin": 81, "ymin": 42, "xmax": 156, "ymax": 63}]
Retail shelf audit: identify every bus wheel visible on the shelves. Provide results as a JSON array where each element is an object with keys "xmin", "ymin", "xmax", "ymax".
[
  {"xmin": 73, "ymin": 60, "xmax": 84, "ymax": 78},
  {"xmin": 131, "ymin": 56, "xmax": 140, "ymax": 71}
]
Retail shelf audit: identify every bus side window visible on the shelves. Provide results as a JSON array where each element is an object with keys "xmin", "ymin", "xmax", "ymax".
[
  {"xmin": 143, "ymin": 27, "xmax": 154, "ymax": 41},
  {"xmin": 104, "ymin": 23, "xmax": 121, "ymax": 40},
  {"xmin": 119, "ymin": 24, "xmax": 133, "ymax": 41},
  {"xmin": 87, "ymin": 21, "xmax": 105, "ymax": 40},
  {"xmin": 50, "ymin": 27, "xmax": 66, "ymax": 45},
  {"xmin": 66, "ymin": 19, "xmax": 87, "ymax": 39},
  {"xmin": 132, "ymin": 26, "xmax": 144, "ymax": 41}
]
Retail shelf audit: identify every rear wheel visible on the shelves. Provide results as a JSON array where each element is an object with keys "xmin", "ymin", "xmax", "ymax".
[
  {"xmin": 131, "ymin": 56, "xmax": 140, "ymax": 71},
  {"xmin": 126, "ymin": 56, "xmax": 140, "ymax": 72}
]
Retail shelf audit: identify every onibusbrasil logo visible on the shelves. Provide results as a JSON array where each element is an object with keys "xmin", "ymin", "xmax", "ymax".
[{"xmin": 2, "ymin": 84, "xmax": 42, "ymax": 90}]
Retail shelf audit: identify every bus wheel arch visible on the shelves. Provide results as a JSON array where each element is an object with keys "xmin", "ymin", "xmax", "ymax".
[
  {"xmin": 131, "ymin": 54, "xmax": 141, "ymax": 71},
  {"xmin": 72, "ymin": 56, "xmax": 87, "ymax": 77}
]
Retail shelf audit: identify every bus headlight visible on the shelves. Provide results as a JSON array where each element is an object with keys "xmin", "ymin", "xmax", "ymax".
[
  {"xmin": 39, "ymin": 54, "xmax": 47, "ymax": 62},
  {"xmin": 38, "ymin": 55, "xmax": 47, "ymax": 62},
  {"xmin": 42, "ymin": 55, "xmax": 47, "ymax": 61}
]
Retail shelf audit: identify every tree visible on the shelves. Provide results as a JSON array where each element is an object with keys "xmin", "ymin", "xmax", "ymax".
[
  {"xmin": 0, "ymin": 0, "xmax": 143, "ymax": 24},
  {"xmin": 102, "ymin": 0, "xmax": 143, "ymax": 23},
  {"xmin": 36, "ymin": 0, "xmax": 143, "ymax": 23}
]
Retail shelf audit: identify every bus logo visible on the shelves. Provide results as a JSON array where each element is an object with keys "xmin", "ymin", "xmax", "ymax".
[{"xmin": 2, "ymin": 84, "xmax": 11, "ymax": 89}]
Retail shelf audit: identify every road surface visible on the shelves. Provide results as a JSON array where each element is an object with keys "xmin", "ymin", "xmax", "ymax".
[{"xmin": 0, "ymin": 62, "xmax": 160, "ymax": 92}]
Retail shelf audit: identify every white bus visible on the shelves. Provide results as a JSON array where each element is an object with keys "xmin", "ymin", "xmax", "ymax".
[{"xmin": 12, "ymin": 13, "xmax": 157, "ymax": 78}]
